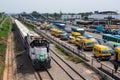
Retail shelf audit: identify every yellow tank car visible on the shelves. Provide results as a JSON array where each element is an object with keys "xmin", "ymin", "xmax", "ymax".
[
  {"xmin": 46, "ymin": 24, "xmax": 50, "ymax": 30},
  {"xmin": 51, "ymin": 28, "xmax": 57, "ymax": 35},
  {"xmin": 71, "ymin": 32, "xmax": 81, "ymax": 38},
  {"xmin": 75, "ymin": 36, "xmax": 86, "ymax": 46},
  {"xmin": 76, "ymin": 36, "xmax": 86, "ymax": 39},
  {"xmin": 75, "ymin": 38, "xmax": 81, "ymax": 46},
  {"xmin": 54, "ymin": 30, "xmax": 62, "ymax": 37},
  {"xmin": 68, "ymin": 36, "xmax": 75, "ymax": 43}
]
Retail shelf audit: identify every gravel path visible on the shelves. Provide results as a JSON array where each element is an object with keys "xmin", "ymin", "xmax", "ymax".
[{"xmin": 3, "ymin": 31, "xmax": 14, "ymax": 80}]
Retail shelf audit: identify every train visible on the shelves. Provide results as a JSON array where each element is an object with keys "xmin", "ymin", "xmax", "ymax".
[{"xmin": 14, "ymin": 19, "xmax": 51, "ymax": 69}]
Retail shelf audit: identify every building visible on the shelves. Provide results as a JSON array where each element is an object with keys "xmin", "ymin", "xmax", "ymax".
[
  {"xmin": 88, "ymin": 11, "xmax": 120, "ymax": 25},
  {"xmin": 88, "ymin": 11, "xmax": 120, "ymax": 20},
  {"xmin": 61, "ymin": 14, "xmax": 81, "ymax": 20}
]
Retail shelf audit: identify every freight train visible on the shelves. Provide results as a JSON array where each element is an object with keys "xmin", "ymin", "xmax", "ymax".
[{"xmin": 14, "ymin": 19, "xmax": 51, "ymax": 69}]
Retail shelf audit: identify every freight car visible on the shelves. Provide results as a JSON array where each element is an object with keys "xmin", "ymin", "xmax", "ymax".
[{"xmin": 15, "ymin": 19, "xmax": 51, "ymax": 69}]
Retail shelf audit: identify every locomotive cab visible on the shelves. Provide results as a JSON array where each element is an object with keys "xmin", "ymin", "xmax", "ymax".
[{"xmin": 29, "ymin": 39, "xmax": 51, "ymax": 69}]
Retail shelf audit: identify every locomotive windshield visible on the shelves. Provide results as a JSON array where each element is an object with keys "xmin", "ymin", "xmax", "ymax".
[{"xmin": 30, "ymin": 40, "xmax": 49, "ymax": 48}]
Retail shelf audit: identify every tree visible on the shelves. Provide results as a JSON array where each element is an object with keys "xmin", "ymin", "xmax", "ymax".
[
  {"xmin": 84, "ymin": 16, "xmax": 88, "ymax": 20},
  {"xmin": 22, "ymin": 11, "xmax": 27, "ymax": 15},
  {"xmin": 0, "ymin": 13, "xmax": 2, "ymax": 18},
  {"xmin": 53, "ymin": 12, "xmax": 60, "ymax": 19},
  {"xmin": 60, "ymin": 11, "xmax": 62, "ymax": 18},
  {"xmin": 32, "ymin": 11, "xmax": 39, "ymax": 15},
  {"xmin": 42, "ymin": 13, "xmax": 49, "ymax": 18}
]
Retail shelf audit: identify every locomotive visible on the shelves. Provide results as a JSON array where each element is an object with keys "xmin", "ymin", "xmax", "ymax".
[{"xmin": 15, "ymin": 19, "xmax": 51, "ymax": 69}]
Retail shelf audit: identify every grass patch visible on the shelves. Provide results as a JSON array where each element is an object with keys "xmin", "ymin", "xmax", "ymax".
[
  {"xmin": 0, "ymin": 18, "xmax": 10, "ymax": 37},
  {"xmin": 27, "ymin": 25, "xmax": 34, "ymax": 31},
  {"xmin": 0, "ymin": 31, "xmax": 8, "ymax": 37},
  {"xmin": 67, "ymin": 56, "xmax": 83, "ymax": 63},
  {"xmin": 55, "ymin": 46, "xmax": 83, "ymax": 63},
  {"xmin": 55, "ymin": 46, "xmax": 68, "ymax": 56},
  {"xmin": 0, "ymin": 14, "xmax": 5, "ymax": 25},
  {"xmin": 0, "ymin": 41, "xmax": 6, "ymax": 53},
  {"xmin": 22, "ymin": 21, "xmax": 34, "ymax": 31},
  {"xmin": 0, "ymin": 59, "xmax": 5, "ymax": 80}
]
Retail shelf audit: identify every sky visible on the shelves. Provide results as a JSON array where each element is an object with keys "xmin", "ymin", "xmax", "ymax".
[{"xmin": 0, "ymin": 0, "xmax": 120, "ymax": 13}]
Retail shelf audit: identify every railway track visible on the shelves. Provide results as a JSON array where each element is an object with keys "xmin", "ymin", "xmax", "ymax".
[
  {"xmin": 50, "ymin": 49, "xmax": 86, "ymax": 80},
  {"xmin": 33, "ymin": 53, "xmax": 85, "ymax": 80},
  {"xmin": 28, "ymin": 55, "xmax": 53, "ymax": 80},
  {"xmin": 33, "ymin": 49, "xmax": 86, "ymax": 80},
  {"xmin": 34, "ymin": 69, "xmax": 53, "ymax": 80}
]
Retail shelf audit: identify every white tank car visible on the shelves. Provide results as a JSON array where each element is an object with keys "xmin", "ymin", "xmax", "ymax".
[{"xmin": 14, "ymin": 19, "xmax": 51, "ymax": 69}]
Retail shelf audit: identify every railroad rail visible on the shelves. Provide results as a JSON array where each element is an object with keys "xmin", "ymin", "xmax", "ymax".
[
  {"xmin": 50, "ymin": 49, "xmax": 86, "ymax": 80},
  {"xmin": 35, "ymin": 70, "xmax": 53, "ymax": 80}
]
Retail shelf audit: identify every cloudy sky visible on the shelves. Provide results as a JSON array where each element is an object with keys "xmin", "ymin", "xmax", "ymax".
[{"xmin": 0, "ymin": 0, "xmax": 120, "ymax": 13}]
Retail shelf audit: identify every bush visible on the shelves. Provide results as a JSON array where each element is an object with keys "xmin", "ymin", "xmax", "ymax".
[
  {"xmin": 68, "ymin": 56, "xmax": 83, "ymax": 63},
  {"xmin": 0, "ymin": 18, "xmax": 10, "ymax": 37}
]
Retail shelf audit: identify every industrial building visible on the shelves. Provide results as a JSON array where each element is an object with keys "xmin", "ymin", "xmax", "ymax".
[
  {"xmin": 88, "ymin": 11, "xmax": 120, "ymax": 25},
  {"xmin": 89, "ymin": 11, "xmax": 120, "ymax": 20},
  {"xmin": 61, "ymin": 14, "xmax": 81, "ymax": 20}
]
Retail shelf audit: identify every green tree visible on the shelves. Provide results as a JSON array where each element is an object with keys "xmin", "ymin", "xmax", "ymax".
[
  {"xmin": 32, "ymin": 11, "xmax": 39, "ymax": 14},
  {"xmin": 22, "ymin": 11, "xmax": 27, "ymax": 15},
  {"xmin": 0, "ymin": 13, "xmax": 2, "ymax": 18}
]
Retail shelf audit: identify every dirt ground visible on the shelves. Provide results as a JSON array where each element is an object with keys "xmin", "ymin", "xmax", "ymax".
[{"xmin": 3, "ymin": 32, "xmax": 13, "ymax": 80}]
